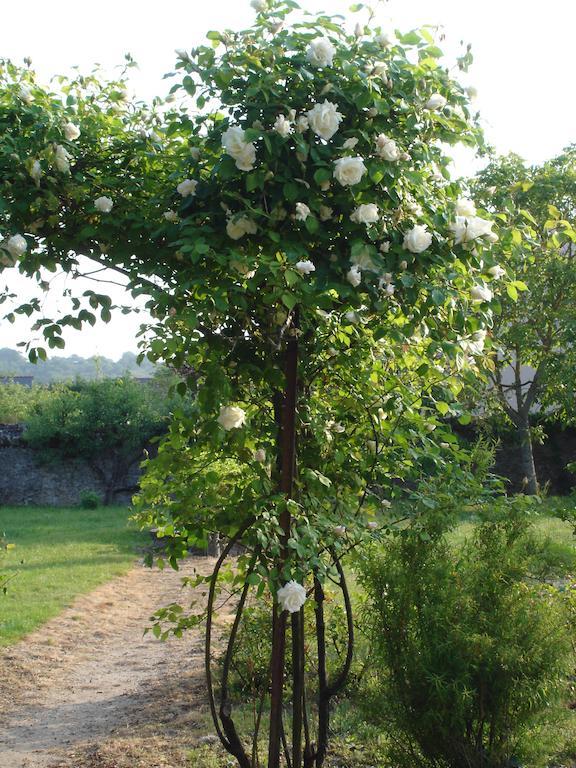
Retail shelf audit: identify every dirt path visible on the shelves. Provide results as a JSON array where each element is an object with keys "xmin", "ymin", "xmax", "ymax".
[{"xmin": 0, "ymin": 557, "xmax": 221, "ymax": 768}]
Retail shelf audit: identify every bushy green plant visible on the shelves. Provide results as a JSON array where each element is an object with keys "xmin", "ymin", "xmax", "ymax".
[
  {"xmin": 0, "ymin": 382, "xmax": 55, "ymax": 424},
  {"xmin": 357, "ymin": 501, "xmax": 576, "ymax": 768},
  {"xmin": 79, "ymin": 489, "xmax": 101, "ymax": 509},
  {"xmin": 24, "ymin": 378, "xmax": 170, "ymax": 504}
]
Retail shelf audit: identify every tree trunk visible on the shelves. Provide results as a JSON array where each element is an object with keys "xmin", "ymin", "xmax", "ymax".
[
  {"xmin": 518, "ymin": 418, "xmax": 538, "ymax": 495},
  {"xmin": 268, "ymin": 330, "xmax": 299, "ymax": 768}
]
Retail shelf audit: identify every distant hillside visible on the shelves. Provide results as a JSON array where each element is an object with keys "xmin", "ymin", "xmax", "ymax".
[{"xmin": 0, "ymin": 348, "xmax": 157, "ymax": 383}]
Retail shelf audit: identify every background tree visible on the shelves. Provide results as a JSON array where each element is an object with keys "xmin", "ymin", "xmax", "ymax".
[
  {"xmin": 0, "ymin": 1, "xmax": 508, "ymax": 764},
  {"xmin": 471, "ymin": 149, "xmax": 576, "ymax": 494},
  {"xmin": 24, "ymin": 378, "xmax": 169, "ymax": 504}
]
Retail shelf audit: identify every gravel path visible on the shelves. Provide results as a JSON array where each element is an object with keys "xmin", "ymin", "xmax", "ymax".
[{"xmin": 0, "ymin": 557, "xmax": 218, "ymax": 768}]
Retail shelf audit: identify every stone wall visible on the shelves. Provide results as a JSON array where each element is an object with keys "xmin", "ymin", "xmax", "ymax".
[{"xmin": 0, "ymin": 424, "xmax": 141, "ymax": 507}]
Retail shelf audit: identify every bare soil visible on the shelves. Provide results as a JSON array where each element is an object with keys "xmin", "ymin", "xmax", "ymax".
[{"xmin": 0, "ymin": 557, "xmax": 221, "ymax": 768}]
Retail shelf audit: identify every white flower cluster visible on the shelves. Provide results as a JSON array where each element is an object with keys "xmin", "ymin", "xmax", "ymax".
[
  {"xmin": 375, "ymin": 133, "xmax": 400, "ymax": 161},
  {"xmin": 449, "ymin": 200, "xmax": 498, "ymax": 245},
  {"xmin": 222, "ymin": 126, "xmax": 256, "ymax": 171},
  {"xmin": 227, "ymin": 216, "xmax": 258, "ymax": 240}
]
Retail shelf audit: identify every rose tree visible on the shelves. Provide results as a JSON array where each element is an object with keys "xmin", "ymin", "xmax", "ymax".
[{"xmin": 0, "ymin": 2, "xmax": 505, "ymax": 765}]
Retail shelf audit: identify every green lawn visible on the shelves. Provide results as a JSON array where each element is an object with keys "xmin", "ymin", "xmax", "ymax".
[{"xmin": 0, "ymin": 506, "xmax": 144, "ymax": 646}]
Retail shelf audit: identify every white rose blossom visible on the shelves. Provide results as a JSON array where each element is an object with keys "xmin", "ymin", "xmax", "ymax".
[
  {"xmin": 63, "ymin": 122, "xmax": 81, "ymax": 141},
  {"xmin": 222, "ymin": 125, "xmax": 257, "ymax": 171},
  {"xmin": 95, "ymin": 196, "xmax": 113, "ymax": 213},
  {"xmin": 54, "ymin": 144, "xmax": 71, "ymax": 173},
  {"xmin": 296, "ymin": 115, "xmax": 309, "ymax": 133},
  {"xmin": 273, "ymin": 114, "xmax": 293, "ymax": 138},
  {"xmin": 295, "ymin": 202, "xmax": 311, "ymax": 221},
  {"xmin": 254, "ymin": 448, "xmax": 267, "ymax": 462},
  {"xmin": 226, "ymin": 216, "xmax": 257, "ymax": 240},
  {"xmin": 306, "ymin": 37, "xmax": 336, "ymax": 68},
  {"xmin": 375, "ymin": 32, "xmax": 394, "ymax": 47},
  {"xmin": 381, "ymin": 282, "xmax": 395, "ymax": 296},
  {"xmin": 307, "ymin": 100, "xmax": 343, "ymax": 141},
  {"xmin": 333, "ymin": 156, "xmax": 367, "ymax": 186},
  {"xmin": 425, "ymin": 93, "xmax": 447, "ymax": 110},
  {"xmin": 347, "ymin": 265, "xmax": 362, "ymax": 287},
  {"xmin": 251, "ymin": 0, "xmax": 266, "ymax": 10},
  {"xmin": 277, "ymin": 581, "xmax": 307, "ymax": 614},
  {"xmin": 455, "ymin": 198, "xmax": 476, "ymax": 217},
  {"xmin": 295, "ymin": 260, "xmax": 316, "ymax": 275},
  {"xmin": 375, "ymin": 134, "xmax": 400, "ymax": 161},
  {"xmin": 351, "ymin": 203, "xmax": 379, "ymax": 225},
  {"xmin": 319, "ymin": 205, "xmax": 333, "ymax": 221},
  {"xmin": 461, "ymin": 329, "xmax": 487, "ymax": 355},
  {"xmin": 367, "ymin": 520, "xmax": 379, "ymax": 530},
  {"xmin": 217, "ymin": 405, "xmax": 246, "ymax": 430},
  {"xmin": 334, "ymin": 525, "xmax": 347, "ymax": 537},
  {"xmin": 470, "ymin": 285, "xmax": 492, "ymax": 303},
  {"xmin": 466, "ymin": 86, "xmax": 478, "ymax": 99},
  {"xmin": 488, "ymin": 264, "xmax": 506, "ymax": 279},
  {"xmin": 379, "ymin": 242, "xmax": 390, "ymax": 254},
  {"xmin": 19, "ymin": 85, "xmax": 33, "ymax": 104},
  {"xmin": 30, "ymin": 160, "xmax": 42, "ymax": 186},
  {"xmin": 6, "ymin": 234, "xmax": 27, "ymax": 259},
  {"xmin": 342, "ymin": 137, "xmax": 359, "ymax": 150},
  {"xmin": 450, "ymin": 216, "xmax": 496, "ymax": 245},
  {"xmin": 177, "ymin": 179, "xmax": 198, "ymax": 197},
  {"xmin": 350, "ymin": 246, "xmax": 377, "ymax": 272},
  {"xmin": 403, "ymin": 224, "xmax": 432, "ymax": 254},
  {"xmin": 163, "ymin": 210, "xmax": 179, "ymax": 222},
  {"xmin": 399, "ymin": 260, "xmax": 408, "ymax": 270}
]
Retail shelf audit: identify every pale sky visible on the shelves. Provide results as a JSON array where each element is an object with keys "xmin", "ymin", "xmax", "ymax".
[{"xmin": 2, "ymin": 0, "xmax": 575, "ymax": 360}]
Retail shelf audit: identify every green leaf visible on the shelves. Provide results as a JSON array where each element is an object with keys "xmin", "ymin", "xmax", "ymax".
[
  {"xmin": 313, "ymin": 167, "xmax": 332, "ymax": 185},
  {"xmin": 285, "ymin": 270, "xmax": 300, "ymax": 287},
  {"xmin": 305, "ymin": 216, "xmax": 319, "ymax": 234},
  {"xmin": 506, "ymin": 283, "xmax": 518, "ymax": 301},
  {"xmin": 281, "ymin": 293, "xmax": 298, "ymax": 310}
]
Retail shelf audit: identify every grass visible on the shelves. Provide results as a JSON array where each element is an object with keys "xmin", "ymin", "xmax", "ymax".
[{"xmin": 0, "ymin": 505, "xmax": 144, "ymax": 646}]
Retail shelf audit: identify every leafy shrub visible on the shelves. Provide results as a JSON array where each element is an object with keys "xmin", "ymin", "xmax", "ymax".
[
  {"xmin": 79, "ymin": 490, "xmax": 101, "ymax": 509},
  {"xmin": 0, "ymin": 382, "xmax": 55, "ymax": 424},
  {"xmin": 25, "ymin": 378, "xmax": 170, "ymax": 504},
  {"xmin": 357, "ymin": 501, "xmax": 576, "ymax": 768}
]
